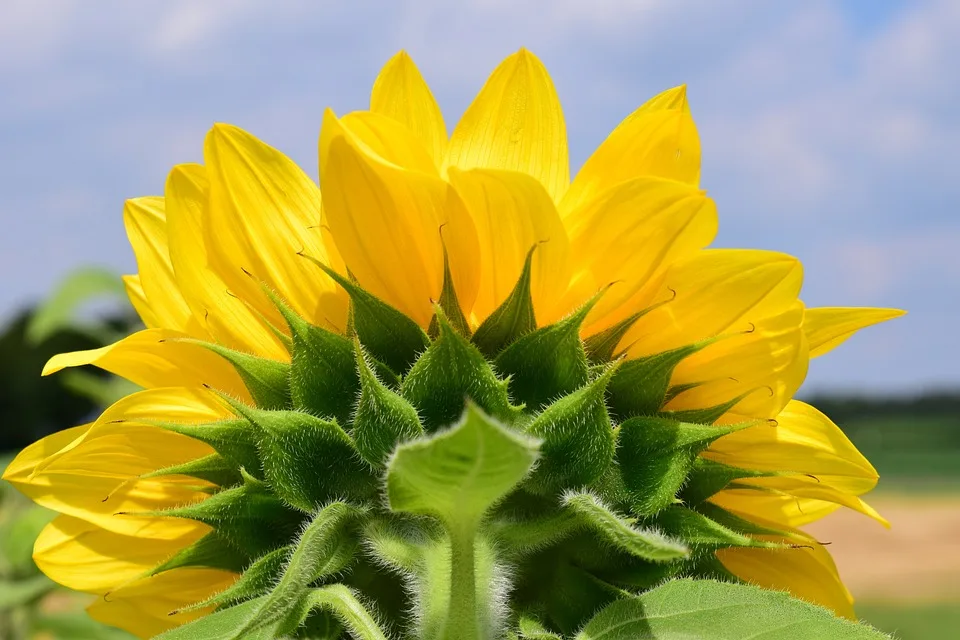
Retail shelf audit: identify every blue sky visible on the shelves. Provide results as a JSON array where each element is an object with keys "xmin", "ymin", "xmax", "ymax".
[{"xmin": 1, "ymin": 0, "xmax": 957, "ymax": 393}]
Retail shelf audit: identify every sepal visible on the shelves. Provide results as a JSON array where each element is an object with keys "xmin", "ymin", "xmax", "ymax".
[
  {"xmin": 523, "ymin": 365, "xmax": 617, "ymax": 494},
  {"xmin": 304, "ymin": 256, "xmax": 429, "ymax": 375},
  {"xmin": 402, "ymin": 309, "xmax": 522, "ymax": 433},
  {"xmin": 472, "ymin": 246, "xmax": 537, "ymax": 357},
  {"xmin": 187, "ymin": 340, "xmax": 291, "ymax": 410},
  {"xmin": 616, "ymin": 416, "xmax": 755, "ymax": 515}
]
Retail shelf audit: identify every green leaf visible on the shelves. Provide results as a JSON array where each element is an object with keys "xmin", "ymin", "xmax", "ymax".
[
  {"xmin": 583, "ymin": 311, "xmax": 646, "ymax": 364},
  {"xmin": 472, "ymin": 246, "xmax": 537, "ymax": 357},
  {"xmin": 228, "ymin": 502, "xmax": 366, "ymax": 639},
  {"xmin": 273, "ymin": 294, "xmax": 359, "ymax": 425},
  {"xmin": 606, "ymin": 340, "xmax": 713, "ymax": 420},
  {"xmin": 616, "ymin": 416, "xmax": 753, "ymax": 516},
  {"xmin": 26, "ymin": 266, "xmax": 127, "ymax": 344},
  {"xmin": 191, "ymin": 342, "xmax": 290, "ymax": 410},
  {"xmin": 153, "ymin": 474, "xmax": 304, "ymax": 557},
  {"xmin": 429, "ymin": 245, "xmax": 472, "ymax": 339},
  {"xmin": 0, "ymin": 574, "xmax": 53, "ymax": 609},
  {"xmin": 562, "ymin": 492, "xmax": 688, "ymax": 563},
  {"xmin": 306, "ymin": 257, "xmax": 429, "ymax": 375},
  {"xmin": 304, "ymin": 584, "xmax": 391, "ymax": 640},
  {"xmin": 495, "ymin": 296, "xmax": 597, "ymax": 410},
  {"xmin": 353, "ymin": 341, "xmax": 424, "ymax": 467},
  {"xmin": 386, "ymin": 403, "xmax": 539, "ymax": 528},
  {"xmin": 402, "ymin": 309, "xmax": 521, "ymax": 433},
  {"xmin": 523, "ymin": 365, "xmax": 617, "ymax": 493},
  {"xmin": 575, "ymin": 579, "xmax": 890, "ymax": 639},
  {"xmin": 155, "ymin": 596, "xmax": 278, "ymax": 640},
  {"xmin": 224, "ymin": 399, "xmax": 377, "ymax": 510},
  {"xmin": 517, "ymin": 614, "xmax": 563, "ymax": 639}
]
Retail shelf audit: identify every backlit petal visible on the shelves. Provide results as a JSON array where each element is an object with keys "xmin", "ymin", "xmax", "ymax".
[
  {"xmin": 446, "ymin": 49, "xmax": 569, "ymax": 202},
  {"xmin": 804, "ymin": 307, "xmax": 906, "ymax": 358},
  {"xmin": 625, "ymin": 249, "xmax": 803, "ymax": 356},
  {"xmin": 320, "ymin": 111, "xmax": 480, "ymax": 326},
  {"xmin": 204, "ymin": 123, "xmax": 348, "ymax": 333},
  {"xmin": 564, "ymin": 177, "xmax": 717, "ymax": 333},
  {"xmin": 121, "ymin": 274, "xmax": 159, "ymax": 329},
  {"xmin": 448, "ymin": 167, "xmax": 569, "ymax": 324},
  {"xmin": 41, "ymin": 328, "xmax": 249, "ymax": 400},
  {"xmin": 718, "ymin": 536, "xmax": 856, "ymax": 619},
  {"xmin": 34, "ymin": 515, "xmax": 208, "ymax": 594},
  {"xmin": 705, "ymin": 400, "xmax": 879, "ymax": 496},
  {"xmin": 87, "ymin": 568, "xmax": 236, "ymax": 639},
  {"xmin": 371, "ymin": 51, "xmax": 447, "ymax": 165},
  {"xmin": 123, "ymin": 197, "xmax": 203, "ymax": 336},
  {"xmin": 561, "ymin": 86, "xmax": 700, "ymax": 216},
  {"xmin": 667, "ymin": 302, "xmax": 808, "ymax": 419},
  {"xmin": 165, "ymin": 164, "xmax": 287, "ymax": 360},
  {"xmin": 340, "ymin": 110, "xmax": 439, "ymax": 175}
]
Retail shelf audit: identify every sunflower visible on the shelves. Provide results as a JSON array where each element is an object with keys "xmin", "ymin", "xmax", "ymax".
[{"xmin": 4, "ymin": 50, "xmax": 903, "ymax": 639}]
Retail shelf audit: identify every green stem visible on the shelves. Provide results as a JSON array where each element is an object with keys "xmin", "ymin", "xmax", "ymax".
[{"xmin": 446, "ymin": 522, "xmax": 478, "ymax": 640}]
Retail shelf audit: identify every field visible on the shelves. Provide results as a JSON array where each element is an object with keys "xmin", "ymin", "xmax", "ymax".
[{"xmin": 809, "ymin": 409, "xmax": 960, "ymax": 639}]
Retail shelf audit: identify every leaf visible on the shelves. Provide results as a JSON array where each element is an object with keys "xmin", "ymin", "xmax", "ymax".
[
  {"xmin": 386, "ymin": 403, "xmax": 539, "ymax": 528},
  {"xmin": 155, "ymin": 418, "xmax": 262, "ymax": 479},
  {"xmin": 680, "ymin": 458, "xmax": 773, "ymax": 506},
  {"xmin": 402, "ymin": 309, "xmax": 521, "ymax": 433},
  {"xmin": 353, "ymin": 341, "xmax": 424, "ymax": 467},
  {"xmin": 523, "ymin": 365, "xmax": 617, "ymax": 493},
  {"xmin": 306, "ymin": 257, "xmax": 429, "ymax": 375},
  {"xmin": 145, "ymin": 453, "xmax": 242, "ymax": 488},
  {"xmin": 651, "ymin": 506, "xmax": 783, "ymax": 552},
  {"xmin": 155, "ymin": 597, "xmax": 277, "ymax": 640},
  {"xmin": 177, "ymin": 546, "xmax": 291, "ymax": 613},
  {"xmin": 562, "ymin": 492, "xmax": 688, "ymax": 563},
  {"xmin": 26, "ymin": 266, "xmax": 128, "ymax": 344},
  {"xmin": 495, "ymin": 295, "xmax": 597, "ymax": 410},
  {"xmin": 305, "ymin": 584, "xmax": 391, "ymax": 640},
  {"xmin": 472, "ymin": 246, "xmax": 537, "ymax": 357},
  {"xmin": 150, "ymin": 531, "xmax": 250, "ymax": 576},
  {"xmin": 575, "ymin": 579, "xmax": 890, "ymax": 639}
]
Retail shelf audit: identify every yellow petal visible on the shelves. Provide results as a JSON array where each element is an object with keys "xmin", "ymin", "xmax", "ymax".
[
  {"xmin": 204, "ymin": 123, "xmax": 348, "ymax": 333},
  {"xmin": 42, "ymin": 328, "xmax": 249, "ymax": 400},
  {"xmin": 625, "ymin": 249, "xmax": 803, "ymax": 356},
  {"xmin": 165, "ymin": 164, "xmax": 287, "ymax": 360},
  {"xmin": 87, "ymin": 568, "xmax": 236, "ymax": 639},
  {"xmin": 706, "ymin": 400, "xmax": 879, "ymax": 495},
  {"xmin": 717, "ymin": 477, "xmax": 888, "ymax": 527},
  {"xmin": 5, "ymin": 387, "xmax": 223, "ymax": 538},
  {"xmin": 121, "ymin": 274, "xmax": 158, "ymax": 328},
  {"xmin": 371, "ymin": 51, "xmax": 447, "ymax": 165},
  {"xmin": 804, "ymin": 307, "xmax": 906, "ymax": 358},
  {"xmin": 718, "ymin": 537, "xmax": 856, "ymax": 619},
  {"xmin": 447, "ymin": 167, "xmax": 570, "ymax": 324},
  {"xmin": 123, "ymin": 197, "xmax": 203, "ymax": 336},
  {"xmin": 561, "ymin": 86, "xmax": 700, "ymax": 216},
  {"xmin": 564, "ymin": 177, "xmax": 717, "ymax": 333},
  {"xmin": 340, "ymin": 110, "xmax": 439, "ymax": 174},
  {"xmin": 446, "ymin": 49, "xmax": 569, "ymax": 203},
  {"xmin": 320, "ymin": 111, "xmax": 480, "ymax": 326},
  {"xmin": 34, "ymin": 515, "xmax": 208, "ymax": 594},
  {"xmin": 666, "ymin": 302, "xmax": 808, "ymax": 419}
]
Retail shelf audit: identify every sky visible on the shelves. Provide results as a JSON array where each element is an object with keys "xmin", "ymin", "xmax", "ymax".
[{"xmin": 0, "ymin": 0, "xmax": 957, "ymax": 394}]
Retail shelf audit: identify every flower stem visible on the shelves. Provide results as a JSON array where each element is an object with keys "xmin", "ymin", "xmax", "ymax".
[{"xmin": 446, "ymin": 522, "xmax": 478, "ymax": 640}]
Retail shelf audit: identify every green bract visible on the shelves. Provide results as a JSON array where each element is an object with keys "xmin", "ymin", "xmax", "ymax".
[{"xmin": 147, "ymin": 267, "xmax": 887, "ymax": 640}]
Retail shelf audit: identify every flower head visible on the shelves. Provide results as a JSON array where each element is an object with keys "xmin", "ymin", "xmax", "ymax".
[{"xmin": 4, "ymin": 50, "xmax": 903, "ymax": 638}]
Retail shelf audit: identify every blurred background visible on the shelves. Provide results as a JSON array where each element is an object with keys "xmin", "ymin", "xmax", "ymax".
[{"xmin": 0, "ymin": 0, "xmax": 957, "ymax": 638}]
